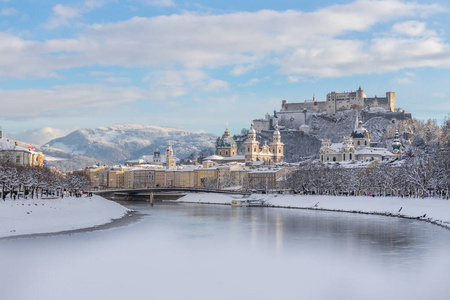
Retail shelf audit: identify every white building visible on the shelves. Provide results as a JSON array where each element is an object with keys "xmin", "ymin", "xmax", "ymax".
[{"xmin": 320, "ymin": 113, "xmax": 397, "ymax": 163}]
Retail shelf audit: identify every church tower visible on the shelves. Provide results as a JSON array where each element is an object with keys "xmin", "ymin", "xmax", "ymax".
[
  {"xmin": 153, "ymin": 148, "xmax": 161, "ymax": 164},
  {"xmin": 270, "ymin": 122, "xmax": 284, "ymax": 163},
  {"xmin": 165, "ymin": 143, "xmax": 176, "ymax": 169},
  {"xmin": 245, "ymin": 123, "xmax": 260, "ymax": 163},
  {"xmin": 392, "ymin": 129, "xmax": 402, "ymax": 157},
  {"xmin": 216, "ymin": 124, "xmax": 237, "ymax": 157},
  {"xmin": 351, "ymin": 112, "xmax": 370, "ymax": 150}
]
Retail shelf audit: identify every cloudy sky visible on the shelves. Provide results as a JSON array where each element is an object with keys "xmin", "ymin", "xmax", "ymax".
[{"xmin": 1, "ymin": 0, "xmax": 449, "ymax": 143}]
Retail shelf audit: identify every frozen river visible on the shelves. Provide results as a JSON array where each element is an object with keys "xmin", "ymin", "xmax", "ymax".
[{"xmin": 1, "ymin": 201, "xmax": 450, "ymax": 300}]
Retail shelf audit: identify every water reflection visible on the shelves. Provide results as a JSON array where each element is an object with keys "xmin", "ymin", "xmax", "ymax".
[
  {"xmin": 1, "ymin": 201, "xmax": 449, "ymax": 300},
  {"xmin": 122, "ymin": 201, "xmax": 447, "ymax": 265}
]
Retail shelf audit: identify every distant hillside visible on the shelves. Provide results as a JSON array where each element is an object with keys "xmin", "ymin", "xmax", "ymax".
[{"xmin": 42, "ymin": 124, "xmax": 217, "ymax": 166}]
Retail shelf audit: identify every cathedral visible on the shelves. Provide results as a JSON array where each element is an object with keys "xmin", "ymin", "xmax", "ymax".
[
  {"xmin": 244, "ymin": 122, "xmax": 284, "ymax": 165},
  {"xmin": 216, "ymin": 124, "xmax": 237, "ymax": 157},
  {"xmin": 320, "ymin": 113, "xmax": 401, "ymax": 163}
]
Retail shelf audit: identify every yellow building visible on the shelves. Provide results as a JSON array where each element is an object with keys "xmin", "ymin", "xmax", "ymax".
[
  {"xmin": 175, "ymin": 169, "xmax": 196, "ymax": 188},
  {"xmin": 0, "ymin": 139, "xmax": 44, "ymax": 167},
  {"xmin": 230, "ymin": 169, "xmax": 250, "ymax": 187},
  {"xmin": 244, "ymin": 122, "xmax": 284, "ymax": 165},
  {"xmin": 194, "ymin": 168, "xmax": 219, "ymax": 187},
  {"xmin": 247, "ymin": 167, "xmax": 290, "ymax": 191},
  {"xmin": 155, "ymin": 169, "xmax": 166, "ymax": 187}
]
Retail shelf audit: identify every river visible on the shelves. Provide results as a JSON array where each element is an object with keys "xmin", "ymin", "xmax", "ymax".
[{"xmin": 1, "ymin": 201, "xmax": 450, "ymax": 300}]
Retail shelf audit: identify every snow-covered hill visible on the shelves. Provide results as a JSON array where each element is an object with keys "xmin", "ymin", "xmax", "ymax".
[
  {"xmin": 43, "ymin": 124, "xmax": 217, "ymax": 164},
  {"xmin": 7, "ymin": 127, "xmax": 76, "ymax": 146}
]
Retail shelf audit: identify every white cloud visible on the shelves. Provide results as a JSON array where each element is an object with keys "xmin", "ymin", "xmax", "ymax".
[
  {"xmin": 46, "ymin": 4, "xmax": 81, "ymax": 29},
  {"xmin": 147, "ymin": 0, "xmax": 175, "ymax": 7},
  {"xmin": 0, "ymin": 7, "xmax": 18, "ymax": 16},
  {"xmin": 7, "ymin": 126, "xmax": 80, "ymax": 145},
  {"xmin": 0, "ymin": 84, "xmax": 147, "ymax": 118},
  {"xmin": 144, "ymin": 68, "xmax": 228, "ymax": 99},
  {"xmin": 1, "ymin": 0, "xmax": 449, "ymax": 80},
  {"xmin": 45, "ymin": 1, "xmax": 107, "ymax": 29},
  {"xmin": 431, "ymin": 92, "xmax": 446, "ymax": 98},
  {"xmin": 231, "ymin": 64, "xmax": 256, "ymax": 76},
  {"xmin": 392, "ymin": 21, "xmax": 432, "ymax": 37}
]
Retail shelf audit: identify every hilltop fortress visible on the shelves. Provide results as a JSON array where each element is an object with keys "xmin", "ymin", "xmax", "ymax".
[{"xmin": 253, "ymin": 87, "xmax": 411, "ymax": 132}]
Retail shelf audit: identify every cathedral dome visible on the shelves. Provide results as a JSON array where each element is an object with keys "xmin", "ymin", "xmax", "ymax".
[
  {"xmin": 217, "ymin": 124, "xmax": 237, "ymax": 148},
  {"xmin": 217, "ymin": 136, "xmax": 237, "ymax": 148}
]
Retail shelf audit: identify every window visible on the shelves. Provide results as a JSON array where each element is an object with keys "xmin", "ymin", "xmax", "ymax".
[
  {"xmin": 321, "ymin": 155, "xmax": 323, "ymax": 161},
  {"xmin": 247, "ymin": 147, "xmax": 250, "ymax": 152},
  {"xmin": 365, "ymin": 141, "xmax": 367, "ymax": 145},
  {"xmin": 225, "ymin": 151, "xmax": 228, "ymax": 155},
  {"xmin": 333, "ymin": 157, "xmax": 336, "ymax": 162},
  {"xmin": 357, "ymin": 141, "xmax": 360, "ymax": 146},
  {"xmin": 254, "ymin": 148, "xmax": 256, "ymax": 152},
  {"xmin": 278, "ymin": 149, "xmax": 281, "ymax": 153},
  {"xmin": 16, "ymin": 156, "xmax": 20, "ymax": 163},
  {"xmin": 350, "ymin": 153, "xmax": 352, "ymax": 160},
  {"xmin": 343, "ymin": 154, "xmax": 345, "ymax": 160}
]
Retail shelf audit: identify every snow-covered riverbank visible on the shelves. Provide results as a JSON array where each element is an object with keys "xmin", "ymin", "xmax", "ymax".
[
  {"xmin": 178, "ymin": 193, "xmax": 450, "ymax": 229},
  {"xmin": 0, "ymin": 195, "xmax": 130, "ymax": 238}
]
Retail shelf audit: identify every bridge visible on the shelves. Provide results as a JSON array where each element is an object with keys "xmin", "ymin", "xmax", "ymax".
[{"xmin": 93, "ymin": 187, "xmax": 250, "ymax": 201}]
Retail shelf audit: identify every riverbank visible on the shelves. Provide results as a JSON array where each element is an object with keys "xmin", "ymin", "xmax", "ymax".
[
  {"xmin": 178, "ymin": 193, "xmax": 450, "ymax": 230},
  {"xmin": 0, "ymin": 195, "xmax": 130, "ymax": 238}
]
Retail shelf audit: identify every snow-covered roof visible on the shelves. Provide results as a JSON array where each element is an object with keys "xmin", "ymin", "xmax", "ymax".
[
  {"xmin": 249, "ymin": 167, "xmax": 284, "ymax": 174},
  {"xmin": 204, "ymin": 154, "xmax": 224, "ymax": 161},
  {"xmin": 355, "ymin": 147, "xmax": 395, "ymax": 157},
  {"xmin": 0, "ymin": 139, "xmax": 28, "ymax": 151},
  {"xmin": 251, "ymin": 160, "xmax": 265, "ymax": 166},
  {"xmin": 222, "ymin": 155, "xmax": 245, "ymax": 161}
]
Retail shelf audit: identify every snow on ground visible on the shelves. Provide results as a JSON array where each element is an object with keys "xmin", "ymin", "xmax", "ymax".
[
  {"xmin": 0, "ymin": 195, "xmax": 129, "ymax": 238},
  {"xmin": 178, "ymin": 193, "xmax": 450, "ymax": 229}
]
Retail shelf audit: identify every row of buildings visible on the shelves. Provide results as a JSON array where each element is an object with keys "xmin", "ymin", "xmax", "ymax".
[
  {"xmin": 85, "ymin": 125, "xmax": 291, "ymax": 191},
  {"xmin": 86, "ymin": 163, "xmax": 291, "ymax": 191}
]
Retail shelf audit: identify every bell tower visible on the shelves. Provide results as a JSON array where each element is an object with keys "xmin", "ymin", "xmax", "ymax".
[
  {"xmin": 270, "ymin": 122, "xmax": 284, "ymax": 163},
  {"xmin": 165, "ymin": 142, "xmax": 177, "ymax": 169},
  {"xmin": 245, "ymin": 123, "xmax": 259, "ymax": 163}
]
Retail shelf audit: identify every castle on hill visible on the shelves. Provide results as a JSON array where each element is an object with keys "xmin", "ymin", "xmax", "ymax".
[{"xmin": 253, "ymin": 87, "xmax": 410, "ymax": 133}]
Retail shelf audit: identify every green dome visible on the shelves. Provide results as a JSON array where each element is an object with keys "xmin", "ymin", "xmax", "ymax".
[{"xmin": 217, "ymin": 136, "xmax": 237, "ymax": 148}]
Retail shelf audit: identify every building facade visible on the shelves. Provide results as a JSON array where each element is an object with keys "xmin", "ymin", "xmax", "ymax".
[
  {"xmin": 320, "ymin": 113, "xmax": 398, "ymax": 163},
  {"xmin": 244, "ymin": 122, "xmax": 284, "ymax": 165}
]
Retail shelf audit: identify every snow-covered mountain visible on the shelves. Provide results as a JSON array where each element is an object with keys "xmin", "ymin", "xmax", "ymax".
[
  {"xmin": 7, "ymin": 127, "xmax": 77, "ymax": 146},
  {"xmin": 42, "ymin": 124, "xmax": 217, "ymax": 164}
]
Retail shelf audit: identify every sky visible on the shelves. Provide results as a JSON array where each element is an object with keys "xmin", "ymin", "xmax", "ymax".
[{"xmin": 1, "ymin": 0, "xmax": 449, "ymax": 144}]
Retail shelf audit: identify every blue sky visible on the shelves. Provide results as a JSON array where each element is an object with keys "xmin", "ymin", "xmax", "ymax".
[{"xmin": 1, "ymin": 0, "xmax": 449, "ymax": 143}]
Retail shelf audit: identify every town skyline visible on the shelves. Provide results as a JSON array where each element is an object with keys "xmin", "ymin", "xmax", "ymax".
[{"xmin": 1, "ymin": 0, "xmax": 450, "ymax": 142}]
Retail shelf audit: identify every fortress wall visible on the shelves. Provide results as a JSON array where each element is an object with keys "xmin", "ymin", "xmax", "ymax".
[
  {"xmin": 361, "ymin": 110, "xmax": 412, "ymax": 122},
  {"xmin": 253, "ymin": 119, "xmax": 271, "ymax": 132}
]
